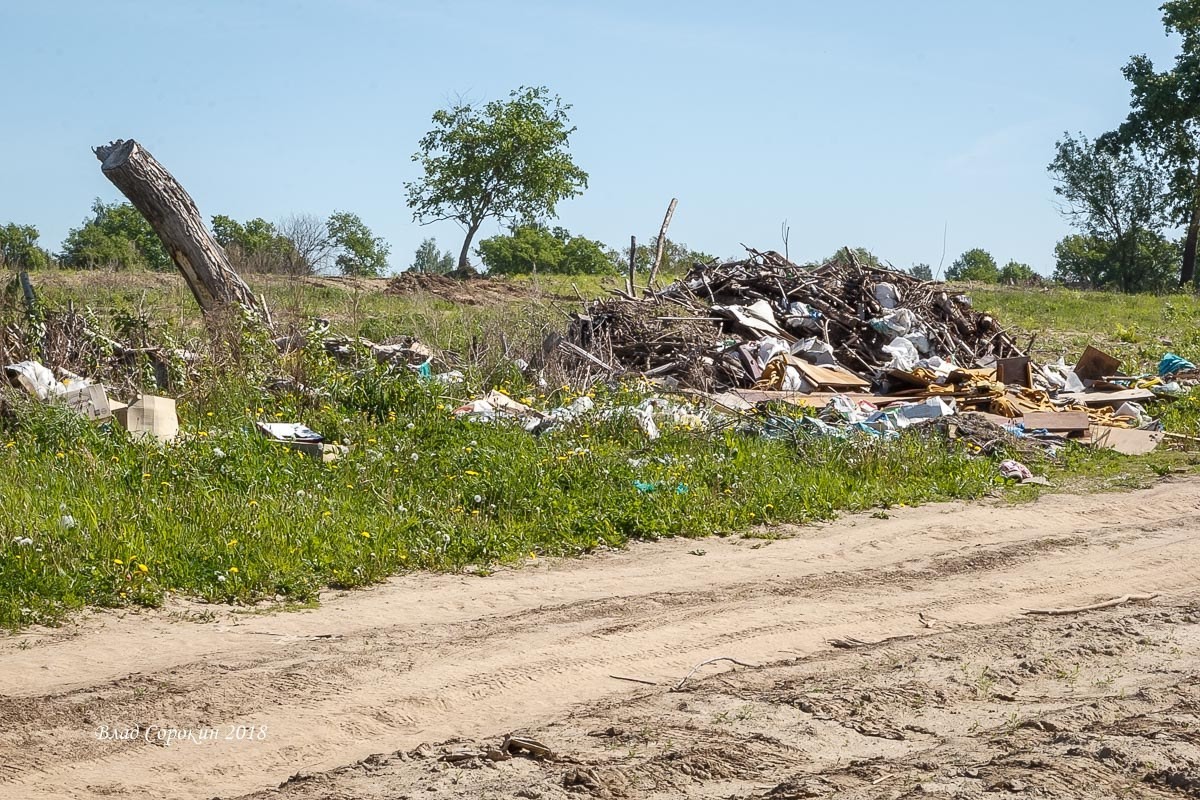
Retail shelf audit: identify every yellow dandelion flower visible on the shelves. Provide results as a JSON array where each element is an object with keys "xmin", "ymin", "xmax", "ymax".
[
  {"xmin": 228, "ymin": 566, "xmax": 239, "ymax": 574},
  {"xmin": 137, "ymin": 563, "xmax": 148, "ymax": 573},
  {"xmin": 359, "ymin": 531, "xmax": 371, "ymax": 538},
  {"xmin": 113, "ymin": 558, "xmax": 124, "ymax": 565}
]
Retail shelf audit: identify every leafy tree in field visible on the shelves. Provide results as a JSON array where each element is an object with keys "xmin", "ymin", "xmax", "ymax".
[
  {"xmin": 405, "ymin": 86, "xmax": 589, "ymax": 271},
  {"xmin": 478, "ymin": 224, "xmax": 616, "ymax": 275},
  {"xmin": 0, "ymin": 223, "xmax": 51, "ymax": 270},
  {"xmin": 60, "ymin": 200, "xmax": 171, "ymax": 271},
  {"xmin": 560, "ymin": 234, "xmax": 615, "ymax": 275},
  {"xmin": 998, "ymin": 260, "xmax": 1037, "ymax": 285},
  {"xmin": 1106, "ymin": 0, "xmax": 1200, "ymax": 286},
  {"xmin": 946, "ymin": 248, "xmax": 1000, "ymax": 282},
  {"xmin": 1053, "ymin": 232, "xmax": 1178, "ymax": 292},
  {"xmin": 327, "ymin": 211, "xmax": 390, "ymax": 277},
  {"xmin": 1048, "ymin": 133, "xmax": 1172, "ymax": 292},
  {"xmin": 908, "ymin": 263, "xmax": 933, "ymax": 281},
  {"xmin": 211, "ymin": 215, "xmax": 301, "ymax": 274},
  {"xmin": 479, "ymin": 225, "xmax": 561, "ymax": 275},
  {"xmin": 411, "ymin": 237, "xmax": 455, "ymax": 274}
]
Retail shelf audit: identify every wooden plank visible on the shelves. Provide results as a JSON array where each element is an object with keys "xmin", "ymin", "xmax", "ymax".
[
  {"xmin": 996, "ymin": 356, "xmax": 1032, "ymax": 388},
  {"xmin": 1059, "ymin": 388, "xmax": 1157, "ymax": 408},
  {"xmin": 731, "ymin": 389, "xmax": 894, "ymax": 408},
  {"xmin": 786, "ymin": 357, "xmax": 871, "ymax": 390},
  {"xmin": 1021, "ymin": 410, "xmax": 1090, "ymax": 435},
  {"xmin": 1089, "ymin": 425, "xmax": 1163, "ymax": 455},
  {"xmin": 1074, "ymin": 346, "xmax": 1122, "ymax": 382}
]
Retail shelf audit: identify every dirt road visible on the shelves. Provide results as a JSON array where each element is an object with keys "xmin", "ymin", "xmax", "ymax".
[{"xmin": 2, "ymin": 478, "xmax": 1198, "ymax": 799}]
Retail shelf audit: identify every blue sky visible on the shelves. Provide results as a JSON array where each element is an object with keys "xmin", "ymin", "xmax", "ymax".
[{"xmin": 0, "ymin": 0, "xmax": 1181, "ymax": 274}]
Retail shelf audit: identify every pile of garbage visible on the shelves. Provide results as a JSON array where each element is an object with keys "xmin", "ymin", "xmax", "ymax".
[
  {"xmin": 551, "ymin": 247, "xmax": 1196, "ymax": 457},
  {"xmin": 565, "ymin": 248, "xmax": 1023, "ymax": 391}
]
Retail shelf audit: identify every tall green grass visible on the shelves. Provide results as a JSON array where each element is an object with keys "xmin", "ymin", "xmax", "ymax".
[{"xmin": 1, "ymin": 272, "xmax": 1196, "ymax": 629}]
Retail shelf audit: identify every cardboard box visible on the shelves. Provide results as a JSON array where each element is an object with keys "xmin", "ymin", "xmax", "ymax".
[
  {"xmin": 62, "ymin": 383, "xmax": 114, "ymax": 421},
  {"xmin": 115, "ymin": 395, "xmax": 179, "ymax": 443}
]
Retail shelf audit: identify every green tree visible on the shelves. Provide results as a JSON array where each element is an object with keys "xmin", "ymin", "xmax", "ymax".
[
  {"xmin": 908, "ymin": 263, "xmax": 933, "ymax": 281},
  {"xmin": 1053, "ymin": 232, "xmax": 1178, "ymax": 292},
  {"xmin": 406, "ymin": 86, "xmax": 589, "ymax": 271},
  {"xmin": 211, "ymin": 215, "xmax": 300, "ymax": 274},
  {"xmin": 560, "ymin": 234, "xmax": 616, "ymax": 274},
  {"xmin": 411, "ymin": 237, "xmax": 455, "ymax": 273},
  {"xmin": 60, "ymin": 199, "xmax": 171, "ymax": 271},
  {"xmin": 478, "ymin": 224, "xmax": 617, "ymax": 275},
  {"xmin": 1108, "ymin": 0, "xmax": 1200, "ymax": 286},
  {"xmin": 946, "ymin": 248, "xmax": 1000, "ymax": 282},
  {"xmin": 327, "ymin": 211, "xmax": 390, "ymax": 277},
  {"xmin": 478, "ymin": 225, "xmax": 562, "ymax": 275},
  {"xmin": 825, "ymin": 246, "xmax": 884, "ymax": 268},
  {"xmin": 623, "ymin": 237, "xmax": 716, "ymax": 276},
  {"xmin": 1048, "ymin": 133, "xmax": 1172, "ymax": 291},
  {"xmin": 0, "ymin": 223, "xmax": 51, "ymax": 270},
  {"xmin": 998, "ymin": 260, "xmax": 1037, "ymax": 285}
]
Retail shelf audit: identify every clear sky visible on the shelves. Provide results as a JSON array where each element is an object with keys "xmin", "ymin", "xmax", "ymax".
[{"xmin": 0, "ymin": 0, "xmax": 1182, "ymax": 275}]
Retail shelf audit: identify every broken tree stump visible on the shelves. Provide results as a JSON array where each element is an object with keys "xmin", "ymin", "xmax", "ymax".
[{"xmin": 93, "ymin": 139, "xmax": 271, "ymax": 328}]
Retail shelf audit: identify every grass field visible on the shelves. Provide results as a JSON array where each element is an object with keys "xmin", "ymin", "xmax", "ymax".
[{"xmin": 1, "ymin": 268, "xmax": 1197, "ymax": 630}]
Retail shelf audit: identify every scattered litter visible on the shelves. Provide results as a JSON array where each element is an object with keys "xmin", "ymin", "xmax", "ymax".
[
  {"xmin": 633, "ymin": 481, "xmax": 688, "ymax": 494},
  {"xmin": 998, "ymin": 459, "xmax": 1033, "ymax": 481},
  {"xmin": 6, "ymin": 361, "xmax": 63, "ymax": 400},
  {"xmin": 454, "ymin": 391, "xmax": 547, "ymax": 432},
  {"xmin": 1159, "ymin": 352, "xmax": 1195, "ymax": 377},
  {"xmin": 255, "ymin": 421, "xmax": 345, "ymax": 462}
]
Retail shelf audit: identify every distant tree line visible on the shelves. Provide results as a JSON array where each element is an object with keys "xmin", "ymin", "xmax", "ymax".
[{"xmin": 10, "ymin": 28, "xmax": 1200, "ymax": 296}]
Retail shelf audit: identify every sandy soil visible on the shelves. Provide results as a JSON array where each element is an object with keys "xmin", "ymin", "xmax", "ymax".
[{"xmin": 1, "ymin": 478, "xmax": 1198, "ymax": 799}]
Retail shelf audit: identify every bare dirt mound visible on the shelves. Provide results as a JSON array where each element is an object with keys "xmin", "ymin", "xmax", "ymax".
[
  {"xmin": 384, "ymin": 272, "xmax": 574, "ymax": 304},
  {"xmin": 2, "ymin": 478, "xmax": 1199, "ymax": 800}
]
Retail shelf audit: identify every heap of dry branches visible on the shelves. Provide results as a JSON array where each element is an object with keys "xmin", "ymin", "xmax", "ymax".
[{"xmin": 564, "ymin": 248, "xmax": 1025, "ymax": 391}]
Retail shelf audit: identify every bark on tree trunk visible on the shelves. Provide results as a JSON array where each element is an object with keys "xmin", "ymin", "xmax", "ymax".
[
  {"xmin": 93, "ymin": 139, "xmax": 270, "ymax": 327},
  {"xmin": 458, "ymin": 222, "xmax": 481, "ymax": 272},
  {"xmin": 1181, "ymin": 201, "xmax": 1199, "ymax": 289}
]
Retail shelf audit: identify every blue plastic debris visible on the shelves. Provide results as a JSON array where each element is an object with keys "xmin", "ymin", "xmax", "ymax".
[{"xmin": 1159, "ymin": 352, "xmax": 1195, "ymax": 377}]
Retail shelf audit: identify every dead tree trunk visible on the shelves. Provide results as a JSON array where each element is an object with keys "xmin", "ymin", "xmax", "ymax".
[
  {"xmin": 647, "ymin": 198, "xmax": 678, "ymax": 289},
  {"xmin": 93, "ymin": 139, "xmax": 271, "ymax": 327}
]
